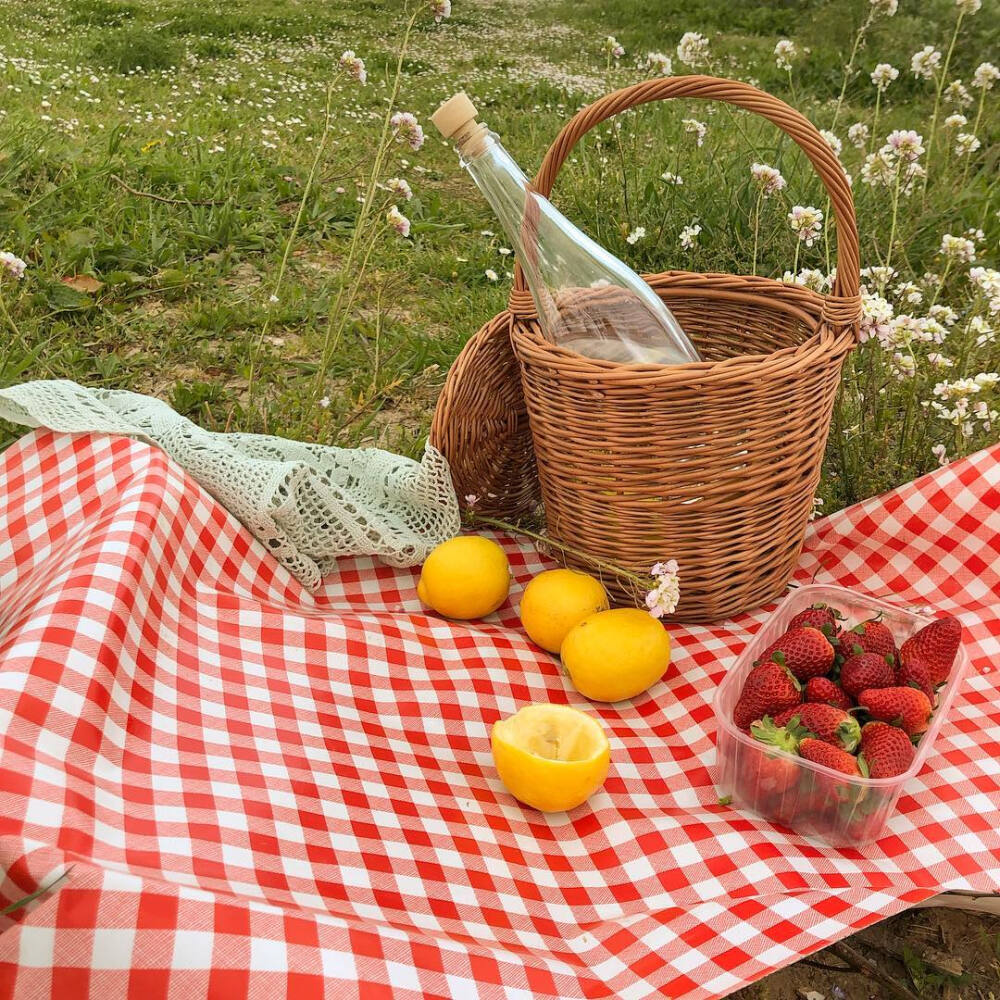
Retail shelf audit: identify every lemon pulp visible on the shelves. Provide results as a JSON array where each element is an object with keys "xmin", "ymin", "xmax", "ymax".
[{"xmin": 491, "ymin": 703, "xmax": 610, "ymax": 812}]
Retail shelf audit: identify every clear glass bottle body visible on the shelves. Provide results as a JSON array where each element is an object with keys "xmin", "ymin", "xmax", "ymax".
[{"xmin": 461, "ymin": 133, "xmax": 700, "ymax": 365}]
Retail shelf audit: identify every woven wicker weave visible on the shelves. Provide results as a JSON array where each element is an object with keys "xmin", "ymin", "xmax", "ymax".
[{"xmin": 431, "ymin": 76, "xmax": 861, "ymax": 622}]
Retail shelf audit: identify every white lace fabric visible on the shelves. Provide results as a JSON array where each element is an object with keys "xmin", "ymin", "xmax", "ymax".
[{"xmin": 0, "ymin": 380, "xmax": 461, "ymax": 590}]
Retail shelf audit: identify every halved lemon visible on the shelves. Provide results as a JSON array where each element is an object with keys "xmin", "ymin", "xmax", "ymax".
[{"xmin": 490, "ymin": 703, "xmax": 611, "ymax": 812}]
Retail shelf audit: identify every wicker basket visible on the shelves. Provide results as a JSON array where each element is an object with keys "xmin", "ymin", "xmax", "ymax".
[{"xmin": 430, "ymin": 76, "xmax": 861, "ymax": 622}]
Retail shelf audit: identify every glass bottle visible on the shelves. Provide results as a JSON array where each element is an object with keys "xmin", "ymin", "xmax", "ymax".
[{"xmin": 431, "ymin": 92, "xmax": 700, "ymax": 365}]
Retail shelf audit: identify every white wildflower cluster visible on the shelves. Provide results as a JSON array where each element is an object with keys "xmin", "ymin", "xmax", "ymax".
[
  {"xmin": 787, "ymin": 205, "xmax": 823, "ymax": 246},
  {"xmin": 859, "ymin": 291, "xmax": 896, "ymax": 344},
  {"xmin": 954, "ymin": 0, "xmax": 982, "ymax": 14},
  {"xmin": 750, "ymin": 162, "xmax": 786, "ymax": 197},
  {"xmin": 954, "ymin": 133, "xmax": 981, "ymax": 156},
  {"xmin": 972, "ymin": 62, "xmax": 999, "ymax": 90},
  {"xmin": 774, "ymin": 39, "xmax": 798, "ymax": 72},
  {"xmin": 893, "ymin": 280, "xmax": 923, "ymax": 306},
  {"xmin": 0, "ymin": 250, "xmax": 26, "ymax": 279},
  {"xmin": 646, "ymin": 51, "xmax": 673, "ymax": 75},
  {"xmin": 682, "ymin": 118, "xmax": 707, "ymax": 146},
  {"xmin": 860, "ymin": 265, "xmax": 897, "ymax": 291},
  {"xmin": 781, "ymin": 268, "xmax": 831, "ymax": 293},
  {"xmin": 930, "ymin": 373, "xmax": 999, "ymax": 437},
  {"xmin": 626, "ymin": 226, "xmax": 646, "ymax": 245},
  {"xmin": 870, "ymin": 0, "xmax": 898, "ymax": 15},
  {"xmin": 970, "ymin": 267, "xmax": 1000, "ymax": 313},
  {"xmin": 871, "ymin": 63, "xmax": 899, "ymax": 91},
  {"xmin": 338, "ymin": 50, "xmax": 367, "ymax": 85},
  {"xmin": 679, "ymin": 222, "xmax": 702, "ymax": 249},
  {"xmin": 660, "ymin": 171, "xmax": 683, "ymax": 185},
  {"xmin": 944, "ymin": 113, "xmax": 968, "ymax": 130},
  {"xmin": 911, "ymin": 46, "xmax": 942, "ymax": 80},
  {"xmin": 677, "ymin": 32, "xmax": 710, "ymax": 67},
  {"xmin": 848, "ymin": 122, "xmax": 870, "ymax": 148},
  {"xmin": 940, "ymin": 234, "xmax": 976, "ymax": 263},
  {"xmin": 645, "ymin": 560, "xmax": 681, "ymax": 619},
  {"xmin": 944, "ymin": 79, "xmax": 973, "ymax": 107},
  {"xmin": 603, "ymin": 35, "xmax": 625, "ymax": 60},
  {"xmin": 860, "ymin": 130, "xmax": 926, "ymax": 194},
  {"xmin": 390, "ymin": 111, "xmax": 425, "ymax": 151}
]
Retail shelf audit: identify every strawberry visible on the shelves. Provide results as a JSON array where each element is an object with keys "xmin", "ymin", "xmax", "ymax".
[
  {"xmin": 858, "ymin": 686, "xmax": 933, "ymax": 737},
  {"xmin": 749, "ymin": 716, "xmax": 808, "ymax": 798},
  {"xmin": 859, "ymin": 721, "xmax": 916, "ymax": 778},
  {"xmin": 899, "ymin": 616, "xmax": 962, "ymax": 686},
  {"xmin": 799, "ymin": 738, "xmax": 865, "ymax": 777},
  {"xmin": 841, "ymin": 617, "xmax": 897, "ymax": 663},
  {"xmin": 753, "ymin": 627, "xmax": 835, "ymax": 682},
  {"xmin": 770, "ymin": 703, "xmax": 860, "ymax": 751},
  {"xmin": 896, "ymin": 655, "xmax": 935, "ymax": 702},
  {"xmin": 840, "ymin": 651, "xmax": 895, "ymax": 700},
  {"xmin": 803, "ymin": 676, "xmax": 853, "ymax": 711},
  {"xmin": 733, "ymin": 661, "xmax": 801, "ymax": 730},
  {"xmin": 788, "ymin": 603, "xmax": 843, "ymax": 639}
]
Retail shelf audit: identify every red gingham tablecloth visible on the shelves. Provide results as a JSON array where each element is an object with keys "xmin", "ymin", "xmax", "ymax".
[{"xmin": 0, "ymin": 430, "xmax": 997, "ymax": 999}]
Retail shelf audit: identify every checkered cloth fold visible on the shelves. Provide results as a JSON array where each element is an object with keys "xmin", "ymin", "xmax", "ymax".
[{"xmin": 0, "ymin": 431, "xmax": 997, "ymax": 999}]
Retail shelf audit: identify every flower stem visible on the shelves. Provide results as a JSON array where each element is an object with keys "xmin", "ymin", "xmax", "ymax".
[
  {"xmin": 831, "ymin": 10, "xmax": 875, "ymax": 132},
  {"xmin": 884, "ymin": 163, "xmax": 903, "ymax": 271},
  {"xmin": 466, "ymin": 511, "xmax": 653, "ymax": 592},
  {"xmin": 925, "ymin": 12, "xmax": 965, "ymax": 189},
  {"xmin": 751, "ymin": 189, "xmax": 763, "ymax": 276}
]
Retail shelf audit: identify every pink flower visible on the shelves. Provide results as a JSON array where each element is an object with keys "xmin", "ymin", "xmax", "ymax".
[
  {"xmin": 387, "ymin": 205, "xmax": 411, "ymax": 238},
  {"xmin": 390, "ymin": 111, "xmax": 425, "ymax": 151},
  {"xmin": 339, "ymin": 50, "xmax": 367, "ymax": 85},
  {"xmin": 884, "ymin": 129, "xmax": 924, "ymax": 161},
  {"xmin": 787, "ymin": 205, "xmax": 823, "ymax": 246},
  {"xmin": 386, "ymin": 177, "xmax": 413, "ymax": 200},
  {"xmin": 0, "ymin": 250, "xmax": 26, "ymax": 279}
]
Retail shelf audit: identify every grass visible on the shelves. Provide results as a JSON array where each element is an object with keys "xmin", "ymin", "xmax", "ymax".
[{"xmin": 0, "ymin": 0, "xmax": 996, "ymax": 514}]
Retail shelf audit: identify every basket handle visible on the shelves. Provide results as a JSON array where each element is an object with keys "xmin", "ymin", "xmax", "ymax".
[{"xmin": 510, "ymin": 75, "xmax": 861, "ymax": 334}]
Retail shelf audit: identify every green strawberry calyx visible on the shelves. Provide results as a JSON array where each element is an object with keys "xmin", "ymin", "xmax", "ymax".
[{"xmin": 750, "ymin": 715, "xmax": 808, "ymax": 754}]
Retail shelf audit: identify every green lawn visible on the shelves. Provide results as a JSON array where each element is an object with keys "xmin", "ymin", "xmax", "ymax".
[{"xmin": 0, "ymin": 0, "xmax": 996, "ymax": 513}]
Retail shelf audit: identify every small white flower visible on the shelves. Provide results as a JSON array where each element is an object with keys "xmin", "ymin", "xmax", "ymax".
[
  {"xmin": 498, "ymin": 247, "xmax": 512, "ymax": 256},
  {"xmin": 386, "ymin": 177, "xmax": 413, "ymax": 200},
  {"xmin": 431, "ymin": 0, "xmax": 451, "ymax": 22},
  {"xmin": 932, "ymin": 443, "xmax": 950, "ymax": 466},
  {"xmin": 0, "ymin": 250, "xmax": 27, "ymax": 279},
  {"xmin": 848, "ymin": 122, "xmax": 870, "ymax": 148},
  {"xmin": 750, "ymin": 162, "xmax": 786, "ymax": 197},
  {"xmin": 884, "ymin": 129, "xmax": 925, "ymax": 161},
  {"xmin": 858, "ymin": 291, "xmax": 895, "ymax": 344},
  {"xmin": 944, "ymin": 79, "xmax": 973, "ymax": 107},
  {"xmin": 860, "ymin": 149, "xmax": 896, "ymax": 187},
  {"xmin": 860, "ymin": 265, "xmax": 897, "ymax": 290},
  {"xmin": 809, "ymin": 496, "xmax": 825, "ymax": 521},
  {"xmin": 911, "ymin": 46, "xmax": 942, "ymax": 80},
  {"xmin": 319, "ymin": 396, "xmax": 331, "ymax": 409},
  {"xmin": 871, "ymin": 63, "xmax": 900, "ymax": 91},
  {"xmin": 774, "ymin": 39, "xmax": 798, "ymax": 72},
  {"xmin": 682, "ymin": 118, "xmax": 707, "ymax": 147},
  {"xmin": 626, "ymin": 226, "xmax": 646, "ymax": 245},
  {"xmin": 954, "ymin": 132, "xmax": 981, "ymax": 156},
  {"xmin": 819, "ymin": 130, "xmax": 842, "ymax": 156},
  {"xmin": 940, "ymin": 233, "xmax": 976, "ymax": 263},
  {"xmin": 484, "ymin": 268, "xmax": 498, "ymax": 282},
  {"xmin": 954, "ymin": 0, "xmax": 981, "ymax": 14},
  {"xmin": 660, "ymin": 170, "xmax": 683, "ymax": 185},
  {"xmin": 387, "ymin": 204, "xmax": 411, "ymax": 238},
  {"xmin": 645, "ymin": 560, "xmax": 681, "ymax": 618},
  {"xmin": 787, "ymin": 205, "xmax": 823, "ymax": 246},
  {"xmin": 944, "ymin": 113, "xmax": 968, "ymax": 129},
  {"xmin": 338, "ymin": 50, "xmax": 367, "ymax": 85},
  {"xmin": 268, "ymin": 293, "xmax": 279, "ymax": 304},
  {"xmin": 646, "ymin": 51, "xmax": 673, "ymax": 75},
  {"xmin": 870, "ymin": 0, "xmax": 898, "ymax": 15},
  {"xmin": 972, "ymin": 62, "xmax": 999, "ymax": 90},
  {"xmin": 781, "ymin": 268, "xmax": 828, "ymax": 293},
  {"xmin": 679, "ymin": 222, "xmax": 702, "ymax": 249},
  {"xmin": 677, "ymin": 31, "xmax": 710, "ymax": 67}
]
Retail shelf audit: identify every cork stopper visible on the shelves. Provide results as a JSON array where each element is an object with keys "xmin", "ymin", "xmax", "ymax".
[{"xmin": 431, "ymin": 92, "xmax": 489, "ymax": 157}]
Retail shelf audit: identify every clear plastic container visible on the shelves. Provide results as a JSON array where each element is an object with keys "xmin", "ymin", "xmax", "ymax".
[{"xmin": 714, "ymin": 584, "xmax": 970, "ymax": 847}]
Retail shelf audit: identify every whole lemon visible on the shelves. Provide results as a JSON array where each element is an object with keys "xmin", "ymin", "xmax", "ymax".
[
  {"xmin": 416, "ymin": 535, "xmax": 511, "ymax": 620},
  {"xmin": 491, "ymin": 703, "xmax": 610, "ymax": 812},
  {"xmin": 519, "ymin": 569, "xmax": 610, "ymax": 654},
  {"xmin": 561, "ymin": 608, "xmax": 671, "ymax": 702}
]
